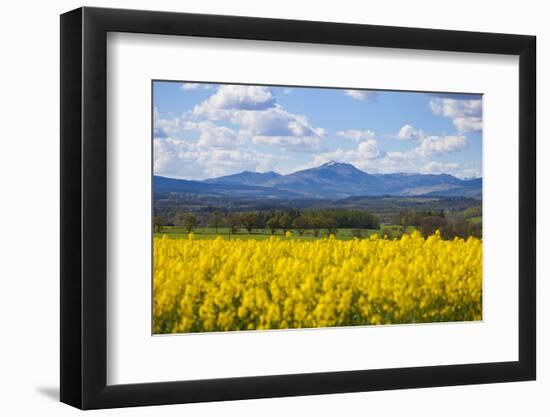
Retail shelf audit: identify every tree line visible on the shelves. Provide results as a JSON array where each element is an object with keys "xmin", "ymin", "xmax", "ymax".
[
  {"xmin": 395, "ymin": 209, "xmax": 482, "ymax": 239},
  {"xmin": 154, "ymin": 209, "xmax": 380, "ymax": 235},
  {"xmin": 153, "ymin": 207, "xmax": 481, "ymax": 240}
]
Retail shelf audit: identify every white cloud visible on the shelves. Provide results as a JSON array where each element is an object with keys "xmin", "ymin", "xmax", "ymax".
[
  {"xmin": 415, "ymin": 135, "xmax": 467, "ymax": 157},
  {"xmin": 181, "ymin": 83, "xmax": 200, "ymax": 90},
  {"xmin": 344, "ymin": 90, "xmax": 378, "ymax": 101},
  {"xmin": 420, "ymin": 161, "xmax": 481, "ymax": 178},
  {"xmin": 193, "ymin": 85, "xmax": 276, "ymax": 115},
  {"xmin": 310, "ymin": 139, "xmax": 382, "ymax": 167},
  {"xmin": 310, "ymin": 149, "xmax": 347, "ymax": 167},
  {"xmin": 154, "ymin": 137, "xmax": 280, "ymax": 179},
  {"xmin": 307, "ymin": 132, "xmax": 468, "ymax": 175},
  {"xmin": 452, "ymin": 117, "xmax": 482, "ymax": 133},
  {"xmin": 230, "ymin": 106, "xmax": 323, "ymax": 138},
  {"xmin": 376, "ymin": 134, "xmax": 466, "ymax": 161},
  {"xmin": 336, "ymin": 130, "xmax": 375, "ymax": 142},
  {"xmin": 429, "ymin": 98, "xmax": 482, "ymax": 133},
  {"xmin": 183, "ymin": 121, "xmax": 244, "ymax": 149},
  {"xmin": 190, "ymin": 86, "xmax": 326, "ymax": 152},
  {"xmin": 154, "ymin": 112, "xmax": 244, "ymax": 150},
  {"xmin": 379, "ymin": 135, "xmax": 467, "ymax": 172},
  {"xmin": 233, "ymin": 106, "xmax": 326, "ymax": 152},
  {"xmin": 461, "ymin": 168, "xmax": 481, "ymax": 178},
  {"xmin": 154, "ymin": 108, "xmax": 183, "ymax": 137},
  {"xmin": 356, "ymin": 140, "xmax": 382, "ymax": 160},
  {"xmin": 384, "ymin": 150, "xmax": 415, "ymax": 162},
  {"xmin": 310, "ymin": 145, "xmax": 415, "ymax": 174},
  {"xmin": 459, "ymin": 162, "xmax": 482, "ymax": 179},
  {"xmin": 154, "ymin": 138, "xmax": 193, "ymax": 176},
  {"xmin": 429, "ymin": 98, "xmax": 481, "ymax": 118},
  {"xmin": 420, "ymin": 161, "xmax": 460, "ymax": 174},
  {"xmin": 397, "ymin": 124, "xmax": 425, "ymax": 140},
  {"xmin": 198, "ymin": 149, "xmax": 279, "ymax": 178},
  {"xmin": 156, "ymin": 93, "xmax": 327, "ymax": 152},
  {"xmin": 154, "ymin": 114, "xmax": 285, "ymax": 177},
  {"xmin": 252, "ymin": 135, "xmax": 322, "ymax": 152}
]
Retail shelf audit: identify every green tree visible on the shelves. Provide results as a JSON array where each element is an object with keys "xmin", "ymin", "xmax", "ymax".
[
  {"xmin": 241, "ymin": 212, "xmax": 259, "ymax": 233},
  {"xmin": 323, "ymin": 217, "xmax": 338, "ymax": 236},
  {"xmin": 179, "ymin": 213, "xmax": 198, "ymax": 233},
  {"xmin": 306, "ymin": 213, "xmax": 323, "ymax": 237},
  {"xmin": 279, "ymin": 213, "xmax": 293, "ymax": 233},
  {"xmin": 153, "ymin": 216, "xmax": 165, "ymax": 233},
  {"xmin": 209, "ymin": 211, "xmax": 224, "ymax": 234},
  {"xmin": 266, "ymin": 217, "xmax": 279, "ymax": 235},
  {"xmin": 227, "ymin": 213, "xmax": 241, "ymax": 234},
  {"xmin": 292, "ymin": 215, "xmax": 309, "ymax": 236},
  {"xmin": 418, "ymin": 216, "xmax": 447, "ymax": 238}
]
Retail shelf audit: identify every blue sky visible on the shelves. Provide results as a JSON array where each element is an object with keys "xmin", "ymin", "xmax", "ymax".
[{"xmin": 153, "ymin": 81, "xmax": 482, "ymax": 180}]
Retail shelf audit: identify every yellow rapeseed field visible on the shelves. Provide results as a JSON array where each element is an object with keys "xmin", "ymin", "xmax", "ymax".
[{"xmin": 153, "ymin": 231, "xmax": 482, "ymax": 334}]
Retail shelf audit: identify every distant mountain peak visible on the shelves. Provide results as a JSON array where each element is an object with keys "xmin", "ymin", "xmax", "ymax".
[
  {"xmin": 165, "ymin": 161, "xmax": 482, "ymax": 199},
  {"xmin": 321, "ymin": 160, "xmax": 351, "ymax": 168}
]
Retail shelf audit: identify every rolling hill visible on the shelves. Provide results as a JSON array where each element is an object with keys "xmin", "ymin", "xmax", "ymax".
[
  {"xmin": 154, "ymin": 161, "xmax": 482, "ymax": 199},
  {"xmin": 203, "ymin": 171, "xmax": 281, "ymax": 186},
  {"xmin": 153, "ymin": 175, "xmax": 304, "ymax": 199}
]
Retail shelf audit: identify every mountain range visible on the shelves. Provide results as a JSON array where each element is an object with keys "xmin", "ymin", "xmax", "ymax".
[{"xmin": 154, "ymin": 161, "xmax": 482, "ymax": 200}]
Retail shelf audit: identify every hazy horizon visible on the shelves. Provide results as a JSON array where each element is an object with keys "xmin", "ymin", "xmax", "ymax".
[{"xmin": 154, "ymin": 159, "xmax": 483, "ymax": 182}]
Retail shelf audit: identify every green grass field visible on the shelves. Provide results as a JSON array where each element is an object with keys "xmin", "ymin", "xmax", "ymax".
[
  {"xmin": 467, "ymin": 216, "xmax": 482, "ymax": 225},
  {"xmin": 154, "ymin": 226, "xmax": 406, "ymax": 241}
]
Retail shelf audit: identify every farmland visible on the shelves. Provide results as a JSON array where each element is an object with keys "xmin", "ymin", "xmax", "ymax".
[
  {"xmin": 153, "ymin": 231, "xmax": 482, "ymax": 333},
  {"xmin": 154, "ymin": 226, "xmax": 408, "ymax": 241}
]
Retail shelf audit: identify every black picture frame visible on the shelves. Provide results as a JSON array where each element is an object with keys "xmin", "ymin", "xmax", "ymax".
[{"xmin": 60, "ymin": 6, "xmax": 536, "ymax": 410}]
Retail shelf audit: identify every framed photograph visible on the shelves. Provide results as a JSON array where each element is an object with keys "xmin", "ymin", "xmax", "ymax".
[{"xmin": 60, "ymin": 6, "xmax": 536, "ymax": 409}]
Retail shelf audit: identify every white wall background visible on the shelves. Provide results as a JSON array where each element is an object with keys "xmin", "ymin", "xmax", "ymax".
[{"xmin": 0, "ymin": 0, "xmax": 545, "ymax": 415}]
